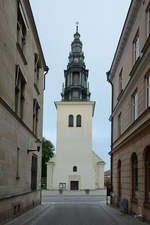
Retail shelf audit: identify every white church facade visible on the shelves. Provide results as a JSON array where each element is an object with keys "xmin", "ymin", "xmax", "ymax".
[{"xmin": 47, "ymin": 26, "xmax": 105, "ymax": 191}]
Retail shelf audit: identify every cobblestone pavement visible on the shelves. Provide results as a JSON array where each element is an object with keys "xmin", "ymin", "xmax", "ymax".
[{"xmin": 2, "ymin": 193, "xmax": 147, "ymax": 225}]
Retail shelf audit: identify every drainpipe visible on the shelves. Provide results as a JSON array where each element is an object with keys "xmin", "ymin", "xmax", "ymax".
[
  {"xmin": 44, "ymin": 66, "xmax": 49, "ymax": 90},
  {"xmin": 40, "ymin": 66, "xmax": 49, "ymax": 205},
  {"xmin": 107, "ymin": 71, "xmax": 114, "ymax": 205}
]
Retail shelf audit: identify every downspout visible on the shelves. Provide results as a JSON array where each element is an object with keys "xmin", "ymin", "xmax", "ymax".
[
  {"xmin": 107, "ymin": 71, "xmax": 114, "ymax": 205},
  {"xmin": 40, "ymin": 65, "xmax": 49, "ymax": 205},
  {"xmin": 44, "ymin": 66, "xmax": 49, "ymax": 90}
]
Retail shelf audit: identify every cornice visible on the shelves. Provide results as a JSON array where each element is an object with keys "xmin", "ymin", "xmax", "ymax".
[
  {"xmin": 110, "ymin": 42, "xmax": 150, "ymax": 119},
  {"xmin": 108, "ymin": 0, "xmax": 141, "ymax": 82},
  {"xmin": 55, "ymin": 101, "xmax": 95, "ymax": 106},
  {"xmin": 0, "ymin": 96, "xmax": 37, "ymax": 140},
  {"xmin": 110, "ymin": 107, "xmax": 150, "ymax": 154},
  {"xmin": 55, "ymin": 101, "xmax": 96, "ymax": 116},
  {"xmin": 22, "ymin": 0, "xmax": 47, "ymax": 70}
]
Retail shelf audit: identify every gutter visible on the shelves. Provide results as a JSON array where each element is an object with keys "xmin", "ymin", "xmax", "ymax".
[
  {"xmin": 44, "ymin": 66, "xmax": 49, "ymax": 90},
  {"xmin": 106, "ymin": 70, "xmax": 114, "ymax": 204}
]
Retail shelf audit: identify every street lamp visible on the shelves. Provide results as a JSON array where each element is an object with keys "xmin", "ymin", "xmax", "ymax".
[{"xmin": 27, "ymin": 138, "xmax": 42, "ymax": 154}]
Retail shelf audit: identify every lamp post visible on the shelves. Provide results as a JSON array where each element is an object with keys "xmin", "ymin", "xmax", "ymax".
[{"xmin": 27, "ymin": 138, "xmax": 41, "ymax": 154}]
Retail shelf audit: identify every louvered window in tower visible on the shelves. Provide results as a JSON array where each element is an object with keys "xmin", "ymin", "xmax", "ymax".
[
  {"xmin": 68, "ymin": 115, "xmax": 74, "ymax": 127},
  {"xmin": 73, "ymin": 73, "xmax": 80, "ymax": 85},
  {"xmin": 76, "ymin": 115, "xmax": 81, "ymax": 127},
  {"xmin": 72, "ymin": 90, "xmax": 79, "ymax": 99}
]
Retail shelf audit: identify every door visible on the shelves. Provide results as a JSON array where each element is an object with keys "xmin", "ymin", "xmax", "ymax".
[{"xmin": 70, "ymin": 181, "xmax": 79, "ymax": 190}]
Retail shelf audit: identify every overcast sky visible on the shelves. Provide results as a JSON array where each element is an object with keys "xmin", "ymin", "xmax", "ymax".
[{"xmin": 30, "ymin": 0, "xmax": 131, "ymax": 171}]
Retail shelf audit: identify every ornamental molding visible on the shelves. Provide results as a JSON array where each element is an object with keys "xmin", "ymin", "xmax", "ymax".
[
  {"xmin": 110, "ymin": 42, "xmax": 150, "ymax": 119},
  {"xmin": 109, "ymin": 0, "xmax": 141, "ymax": 81}
]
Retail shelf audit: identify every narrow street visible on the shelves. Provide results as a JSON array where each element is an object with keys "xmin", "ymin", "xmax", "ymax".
[{"xmin": 4, "ymin": 192, "xmax": 146, "ymax": 225}]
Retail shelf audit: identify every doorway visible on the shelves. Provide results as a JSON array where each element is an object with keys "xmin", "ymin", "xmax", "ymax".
[{"xmin": 70, "ymin": 181, "xmax": 79, "ymax": 190}]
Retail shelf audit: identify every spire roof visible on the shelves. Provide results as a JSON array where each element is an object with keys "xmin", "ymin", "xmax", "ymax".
[{"xmin": 61, "ymin": 25, "xmax": 91, "ymax": 102}]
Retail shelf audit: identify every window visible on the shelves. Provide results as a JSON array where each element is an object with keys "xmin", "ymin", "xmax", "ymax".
[
  {"xmin": 34, "ymin": 53, "xmax": 41, "ymax": 90},
  {"xmin": 15, "ymin": 65, "xmax": 26, "ymax": 119},
  {"xmin": 147, "ymin": 6, "xmax": 150, "ymax": 37},
  {"xmin": 16, "ymin": 147, "xmax": 20, "ymax": 180},
  {"xmin": 31, "ymin": 155, "xmax": 38, "ymax": 191},
  {"xmin": 33, "ymin": 99, "xmax": 40, "ymax": 136},
  {"xmin": 73, "ymin": 166, "xmax": 77, "ymax": 172},
  {"xmin": 133, "ymin": 33, "xmax": 139, "ymax": 63},
  {"xmin": 17, "ymin": 2, "xmax": 27, "ymax": 51},
  {"xmin": 68, "ymin": 115, "xmax": 73, "ymax": 127},
  {"xmin": 132, "ymin": 153, "xmax": 138, "ymax": 200},
  {"xmin": 67, "ymin": 74, "xmax": 70, "ymax": 87},
  {"xmin": 119, "ymin": 69, "xmax": 123, "ymax": 94},
  {"xmin": 20, "ymin": 79, "xmax": 25, "ymax": 119},
  {"xmin": 76, "ymin": 115, "xmax": 81, "ymax": 127},
  {"xmin": 132, "ymin": 91, "xmax": 138, "ymax": 121},
  {"xmin": 145, "ymin": 146, "xmax": 150, "ymax": 203},
  {"xmin": 118, "ymin": 113, "xmax": 122, "ymax": 136},
  {"xmin": 147, "ymin": 75, "xmax": 150, "ymax": 107},
  {"xmin": 72, "ymin": 90, "xmax": 79, "ymax": 99},
  {"xmin": 73, "ymin": 72, "xmax": 80, "ymax": 85}
]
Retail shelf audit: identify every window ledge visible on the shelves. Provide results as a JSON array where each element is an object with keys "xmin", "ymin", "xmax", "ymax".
[
  {"xmin": 117, "ymin": 89, "xmax": 124, "ymax": 102},
  {"xmin": 129, "ymin": 56, "xmax": 141, "ymax": 78},
  {"xmin": 142, "ymin": 35, "xmax": 150, "ymax": 55},
  {"xmin": 16, "ymin": 42, "xmax": 27, "ymax": 65},
  {"xmin": 34, "ymin": 83, "xmax": 40, "ymax": 95}
]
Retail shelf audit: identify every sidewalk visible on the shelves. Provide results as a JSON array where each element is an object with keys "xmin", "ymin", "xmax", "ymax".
[
  {"xmin": 100, "ymin": 203, "xmax": 147, "ymax": 225},
  {"xmin": 0, "ymin": 204, "xmax": 50, "ymax": 225}
]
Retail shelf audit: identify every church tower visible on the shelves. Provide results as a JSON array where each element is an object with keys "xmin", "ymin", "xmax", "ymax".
[{"xmin": 47, "ymin": 25, "xmax": 105, "ymax": 191}]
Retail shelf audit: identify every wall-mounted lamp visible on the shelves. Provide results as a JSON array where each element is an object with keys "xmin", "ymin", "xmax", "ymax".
[{"xmin": 27, "ymin": 139, "xmax": 42, "ymax": 154}]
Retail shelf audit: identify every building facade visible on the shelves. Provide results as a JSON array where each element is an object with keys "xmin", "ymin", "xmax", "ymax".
[
  {"xmin": 0, "ymin": 0, "xmax": 48, "ymax": 222},
  {"xmin": 47, "ymin": 27, "xmax": 105, "ymax": 191},
  {"xmin": 107, "ymin": 0, "xmax": 150, "ymax": 220}
]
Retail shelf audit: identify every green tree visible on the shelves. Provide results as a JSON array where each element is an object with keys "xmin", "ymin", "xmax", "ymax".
[{"xmin": 42, "ymin": 137, "xmax": 54, "ymax": 178}]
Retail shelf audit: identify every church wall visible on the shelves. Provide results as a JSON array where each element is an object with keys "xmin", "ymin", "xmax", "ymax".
[{"xmin": 49, "ymin": 101, "xmax": 98, "ymax": 190}]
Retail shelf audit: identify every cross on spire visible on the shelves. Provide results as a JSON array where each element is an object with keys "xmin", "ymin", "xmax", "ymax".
[{"xmin": 76, "ymin": 21, "xmax": 79, "ymax": 33}]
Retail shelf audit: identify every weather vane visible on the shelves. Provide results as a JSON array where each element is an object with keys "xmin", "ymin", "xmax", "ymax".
[{"xmin": 76, "ymin": 21, "xmax": 79, "ymax": 32}]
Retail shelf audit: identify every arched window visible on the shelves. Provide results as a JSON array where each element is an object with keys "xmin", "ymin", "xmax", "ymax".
[
  {"xmin": 118, "ymin": 160, "xmax": 121, "ymax": 202},
  {"xmin": 68, "ymin": 115, "xmax": 73, "ymax": 127},
  {"xmin": 131, "ymin": 153, "xmax": 138, "ymax": 200},
  {"xmin": 73, "ymin": 72, "xmax": 79, "ymax": 85},
  {"xmin": 76, "ymin": 115, "xmax": 81, "ymax": 127},
  {"xmin": 73, "ymin": 166, "xmax": 77, "ymax": 172},
  {"xmin": 145, "ymin": 146, "xmax": 150, "ymax": 202}
]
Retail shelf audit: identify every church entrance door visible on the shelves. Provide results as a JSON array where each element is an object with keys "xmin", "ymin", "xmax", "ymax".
[{"xmin": 70, "ymin": 181, "xmax": 79, "ymax": 190}]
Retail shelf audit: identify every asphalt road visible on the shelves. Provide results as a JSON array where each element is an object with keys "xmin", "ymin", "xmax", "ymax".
[
  {"xmin": 33, "ymin": 203, "xmax": 117, "ymax": 225},
  {"xmin": 4, "ymin": 195, "xmax": 146, "ymax": 225},
  {"xmin": 29, "ymin": 195, "xmax": 145, "ymax": 225}
]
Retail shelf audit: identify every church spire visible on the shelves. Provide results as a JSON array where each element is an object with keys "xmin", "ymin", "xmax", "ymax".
[{"xmin": 61, "ymin": 26, "xmax": 91, "ymax": 101}]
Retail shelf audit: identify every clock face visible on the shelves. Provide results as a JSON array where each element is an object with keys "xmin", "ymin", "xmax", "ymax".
[{"xmin": 74, "ymin": 58, "xmax": 79, "ymax": 63}]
